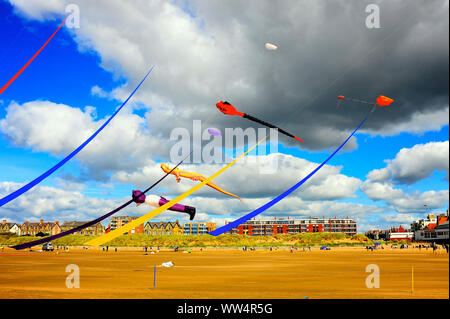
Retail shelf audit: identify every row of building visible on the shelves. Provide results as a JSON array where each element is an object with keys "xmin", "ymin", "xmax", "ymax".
[
  {"xmin": 1, "ymin": 215, "xmax": 358, "ymax": 237},
  {"xmin": 0, "ymin": 219, "xmax": 105, "ymax": 237},
  {"xmin": 0, "ymin": 217, "xmax": 217, "ymax": 236},
  {"xmin": 365, "ymin": 211, "xmax": 449, "ymax": 243},
  {"xmin": 224, "ymin": 216, "xmax": 357, "ymax": 236},
  {"xmin": 108, "ymin": 216, "xmax": 217, "ymax": 235}
]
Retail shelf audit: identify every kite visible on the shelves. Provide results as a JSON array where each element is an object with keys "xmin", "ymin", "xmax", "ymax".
[
  {"xmin": 0, "ymin": 66, "xmax": 154, "ymax": 208},
  {"xmin": 0, "ymin": 15, "xmax": 70, "ymax": 96},
  {"xmin": 337, "ymin": 95, "xmax": 394, "ymax": 109},
  {"xmin": 11, "ymin": 154, "xmax": 185, "ymax": 250},
  {"xmin": 216, "ymin": 101, "xmax": 304, "ymax": 143},
  {"xmin": 265, "ymin": 43, "xmax": 278, "ymax": 50},
  {"xmin": 161, "ymin": 163, "xmax": 243, "ymax": 203},
  {"xmin": 84, "ymin": 135, "xmax": 267, "ymax": 246},
  {"xmin": 132, "ymin": 190, "xmax": 196, "ymax": 220},
  {"xmin": 207, "ymin": 128, "xmax": 222, "ymax": 136},
  {"xmin": 209, "ymin": 116, "xmax": 367, "ymax": 236}
]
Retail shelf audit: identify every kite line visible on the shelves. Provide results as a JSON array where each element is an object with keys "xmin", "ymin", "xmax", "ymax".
[
  {"xmin": 0, "ymin": 66, "xmax": 154, "ymax": 208},
  {"xmin": 0, "ymin": 14, "xmax": 70, "ymax": 96},
  {"xmin": 209, "ymin": 116, "xmax": 367, "ymax": 236},
  {"xmin": 11, "ymin": 153, "xmax": 188, "ymax": 250},
  {"xmin": 85, "ymin": 135, "xmax": 268, "ymax": 246}
]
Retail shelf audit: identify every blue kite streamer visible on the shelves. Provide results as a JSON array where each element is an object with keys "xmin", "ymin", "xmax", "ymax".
[
  {"xmin": 0, "ymin": 66, "xmax": 154, "ymax": 207},
  {"xmin": 209, "ymin": 117, "xmax": 367, "ymax": 236}
]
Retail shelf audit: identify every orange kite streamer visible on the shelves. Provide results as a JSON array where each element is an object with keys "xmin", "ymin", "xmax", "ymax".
[
  {"xmin": 161, "ymin": 163, "xmax": 243, "ymax": 203},
  {"xmin": 0, "ymin": 14, "xmax": 69, "ymax": 96}
]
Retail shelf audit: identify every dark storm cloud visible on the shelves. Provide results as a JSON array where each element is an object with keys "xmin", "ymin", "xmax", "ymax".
[{"xmin": 190, "ymin": 0, "xmax": 449, "ymax": 150}]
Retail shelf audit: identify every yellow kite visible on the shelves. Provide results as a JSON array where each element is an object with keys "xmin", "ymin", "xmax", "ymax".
[{"xmin": 161, "ymin": 163, "xmax": 242, "ymax": 202}]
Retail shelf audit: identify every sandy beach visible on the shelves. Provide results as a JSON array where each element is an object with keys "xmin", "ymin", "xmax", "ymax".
[{"xmin": 0, "ymin": 246, "xmax": 448, "ymax": 299}]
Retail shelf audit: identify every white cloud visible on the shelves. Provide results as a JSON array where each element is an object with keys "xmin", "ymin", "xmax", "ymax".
[
  {"xmin": 361, "ymin": 180, "xmax": 449, "ymax": 213},
  {"xmin": 365, "ymin": 107, "xmax": 449, "ymax": 136},
  {"xmin": 0, "ymin": 181, "xmax": 124, "ymax": 223},
  {"xmin": 9, "ymin": 0, "xmax": 65, "ymax": 20},
  {"xmin": 366, "ymin": 141, "xmax": 449, "ymax": 185},
  {"xmin": 114, "ymin": 153, "xmax": 362, "ymax": 201},
  {"xmin": 0, "ymin": 100, "xmax": 169, "ymax": 179}
]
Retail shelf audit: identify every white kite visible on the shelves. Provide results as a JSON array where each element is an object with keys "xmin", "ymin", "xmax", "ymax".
[{"xmin": 265, "ymin": 43, "xmax": 278, "ymax": 50}]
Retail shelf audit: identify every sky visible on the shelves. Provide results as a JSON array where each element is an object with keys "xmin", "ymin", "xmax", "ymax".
[{"xmin": 0, "ymin": 0, "xmax": 448, "ymax": 232}]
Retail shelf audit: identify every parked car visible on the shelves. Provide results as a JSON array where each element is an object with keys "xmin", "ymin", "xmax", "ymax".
[{"xmin": 42, "ymin": 242, "xmax": 54, "ymax": 251}]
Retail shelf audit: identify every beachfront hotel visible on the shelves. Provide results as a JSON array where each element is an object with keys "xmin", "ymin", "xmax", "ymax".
[
  {"xmin": 109, "ymin": 216, "xmax": 144, "ymax": 234},
  {"xmin": 225, "ymin": 216, "xmax": 357, "ymax": 236}
]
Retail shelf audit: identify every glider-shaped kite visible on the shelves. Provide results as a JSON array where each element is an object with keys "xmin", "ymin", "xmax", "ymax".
[
  {"xmin": 210, "ymin": 116, "xmax": 368, "ymax": 236},
  {"xmin": 132, "ymin": 190, "xmax": 196, "ymax": 220},
  {"xmin": 85, "ymin": 136, "xmax": 267, "ymax": 247},
  {"xmin": 11, "ymin": 155, "xmax": 185, "ymax": 250},
  {"xmin": 161, "ymin": 163, "xmax": 243, "ymax": 203},
  {"xmin": 0, "ymin": 15, "xmax": 69, "ymax": 96},
  {"xmin": 0, "ymin": 67, "xmax": 154, "ymax": 208},
  {"xmin": 216, "ymin": 101, "xmax": 303, "ymax": 143}
]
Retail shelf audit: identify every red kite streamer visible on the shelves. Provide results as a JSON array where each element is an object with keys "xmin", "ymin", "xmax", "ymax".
[
  {"xmin": 0, "ymin": 14, "xmax": 69, "ymax": 96},
  {"xmin": 216, "ymin": 101, "xmax": 304, "ymax": 143}
]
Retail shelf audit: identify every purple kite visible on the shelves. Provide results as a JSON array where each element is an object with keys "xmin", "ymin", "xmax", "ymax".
[{"xmin": 208, "ymin": 128, "xmax": 222, "ymax": 136}]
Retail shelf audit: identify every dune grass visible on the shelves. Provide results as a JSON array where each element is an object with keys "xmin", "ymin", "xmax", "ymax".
[{"xmin": 0, "ymin": 232, "xmax": 383, "ymax": 248}]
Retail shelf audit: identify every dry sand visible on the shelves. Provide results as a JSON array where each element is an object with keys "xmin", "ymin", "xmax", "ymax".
[{"xmin": 0, "ymin": 246, "xmax": 448, "ymax": 299}]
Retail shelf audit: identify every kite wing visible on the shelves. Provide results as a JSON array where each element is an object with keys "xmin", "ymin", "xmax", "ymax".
[
  {"xmin": 0, "ymin": 67, "xmax": 154, "ymax": 208},
  {"xmin": 0, "ymin": 15, "xmax": 69, "ymax": 96},
  {"xmin": 216, "ymin": 101, "xmax": 303, "ymax": 143}
]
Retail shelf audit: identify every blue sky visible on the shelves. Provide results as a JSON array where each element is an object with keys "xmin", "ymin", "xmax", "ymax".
[{"xmin": 0, "ymin": 0, "xmax": 448, "ymax": 231}]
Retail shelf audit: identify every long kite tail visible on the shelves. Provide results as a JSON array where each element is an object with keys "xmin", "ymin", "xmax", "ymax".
[
  {"xmin": 243, "ymin": 113, "xmax": 304, "ymax": 143},
  {"xmin": 11, "ymin": 152, "xmax": 188, "ymax": 250},
  {"xmin": 203, "ymin": 178, "xmax": 242, "ymax": 201},
  {"xmin": 0, "ymin": 66, "xmax": 154, "ymax": 208},
  {"xmin": 84, "ymin": 135, "xmax": 267, "ymax": 247},
  {"xmin": 209, "ymin": 117, "xmax": 367, "ymax": 236},
  {"xmin": 0, "ymin": 14, "xmax": 69, "ymax": 96}
]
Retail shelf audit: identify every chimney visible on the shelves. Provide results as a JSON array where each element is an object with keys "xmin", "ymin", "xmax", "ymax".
[
  {"xmin": 40, "ymin": 219, "xmax": 43, "ymax": 224},
  {"xmin": 2, "ymin": 219, "xmax": 6, "ymax": 225}
]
